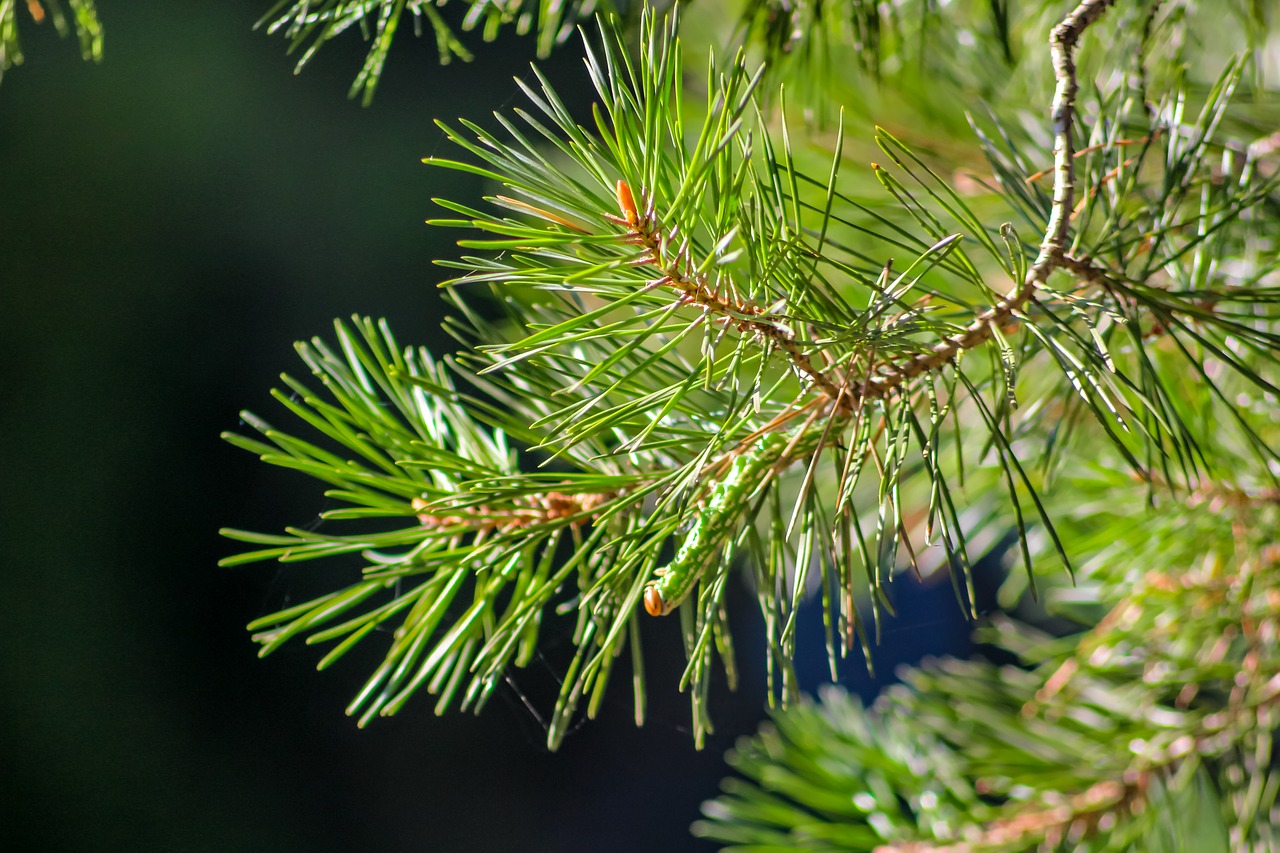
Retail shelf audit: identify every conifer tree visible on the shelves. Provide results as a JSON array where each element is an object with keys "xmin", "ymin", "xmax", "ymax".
[{"xmin": 14, "ymin": 0, "xmax": 1279, "ymax": 847}]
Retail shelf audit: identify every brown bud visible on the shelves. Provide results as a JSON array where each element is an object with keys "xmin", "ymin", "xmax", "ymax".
[
  {"xmin": 615, "ymin": 180, "xmax": 638, "ymax": 227},
  {"xmin": 643, "ymin": 586, "xmax": 667, "ymax": 617}
]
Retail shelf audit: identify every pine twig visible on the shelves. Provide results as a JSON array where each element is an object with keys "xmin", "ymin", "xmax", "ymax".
[
  {"xmin": 853, "ymin": 0, "xmax": 1116, "ymax": 403},
  {"xmin": 411, "ymin": 490, "xmax": 615, "ymax": 533},
  {"xmin": 609, "ymin": 179, "xmax": 849, "ymax": 408},
  {"xmin": 879, "ymin": 778, "xmax": 1146, "ymax": 853}
]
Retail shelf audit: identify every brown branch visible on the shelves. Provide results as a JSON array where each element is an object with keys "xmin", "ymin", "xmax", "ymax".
[
  {"xmin": 411, "ymin": 491, "xmax": 612, "ymax": 534},
  {"xmin": 879, "ymin": 777, "xmax": 1146, "ymax": 853},
  {"xmin": 856, "ymin": 0, "xmax": 1115, "ymax": 403},
  {"xmin": 1023, "ymin": 133, "xmax": 1158, "ymax": 184},
  {"xmin": 884, "ymin": 550, "xmax": 1280, "ymax": 853},
  {"xmin": 1187, "ymin": 483, "xmax": 1280, "ymax": 511},
  {"xmin": 611, "ymin": 3, "xmax": 1118, "ymax": 414},
  {"xmin": 610, "ymin": 180, "xmax": 851, "ymax": 410}
]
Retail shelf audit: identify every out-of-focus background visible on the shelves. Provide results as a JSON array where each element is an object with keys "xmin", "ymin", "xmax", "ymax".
[{"xmin": 0, "ymin": 4, "xmax": 982, "ymax": 849}]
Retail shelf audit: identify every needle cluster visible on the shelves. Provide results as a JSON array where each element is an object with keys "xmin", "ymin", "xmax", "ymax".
[{"xmin": 222, "ymin": 11, "xmax": 1280, "ymax": 840}]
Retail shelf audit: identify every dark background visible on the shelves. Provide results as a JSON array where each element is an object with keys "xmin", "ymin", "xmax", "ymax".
[{"xmin": 0, "ymin": 4, "xmax": 979, "ymax": 850}]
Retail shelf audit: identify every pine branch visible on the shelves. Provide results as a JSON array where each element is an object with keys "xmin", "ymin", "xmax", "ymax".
[
  {"xmin": 257, "ymin": 0, "xmax": 608, "ymax": 103},
  {"xmin": 608, "ymin": 178, "xmax": 850, "ymax": 407},
  {"xmin": 222, "ymin": 318, "xmax": 662, "ymax": 742},
  {"xmin": 859, "ymin": 1, "xmax": 1113, "ymax": 400},
  {"xmin": 694, "ymin": 3, "xmax": 1280, "ymax": 846},
  {"xmin": 409, "ymin": 488, "xmax": 613, "ymax": 532},
  {"xmin": 225, "ymin": 0, "xmax": 1280, "ymax": 757},
  {"xmin": 698, "ymin": 541, "xmax": 1280, "ymax": 849},
  {"xmin": 0, "ymin": 0, "xmax": 102, "ymax": 83}
]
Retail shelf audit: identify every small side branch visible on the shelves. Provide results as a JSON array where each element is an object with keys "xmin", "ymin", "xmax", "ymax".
[
  {"xmin": 412, "ymin": 490, "xmax": 612, "ymax": 534},
  {"xmin": 882, "ymin": 550, "xmax": 1280, "ymax": 853},
  {"xmin": 861, "ymin": 0, "xmax": 1115, "ymax": 403},
  {"xmin": 609, "ymin": 0, "xmax": 1108, "ymax": 415},
  {"xmin": 611, "ymin": 181, "xmax": 850, "ymax": 409},
  {"xmin": 879, "ymin": 777, "xmax": 1146, "ymax": 853}
]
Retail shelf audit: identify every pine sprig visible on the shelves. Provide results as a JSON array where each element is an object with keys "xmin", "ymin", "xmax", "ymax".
[
  {"xmin": 257, "ymin": 0, "xmax": 606, "ymax": 103},
  {"xmin": 222, "ymin": 317, "xmax": 662, "ymax": 739},
  {"xmin": 696, "ymin": 512, "xmax": 1280, "ymax": 850},
  {"xmin": 428, "ymin": 2, "xmax": 1097, "ymax": 632},
  {"xmin": 226, "ymin": 0, "xmax": 1280, "ymax": 754},
  {"xmin": 0, "ymin": 0, "xmax": 102, "ymax": 83}
]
